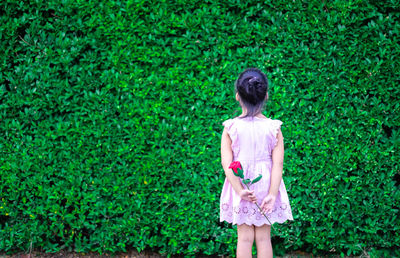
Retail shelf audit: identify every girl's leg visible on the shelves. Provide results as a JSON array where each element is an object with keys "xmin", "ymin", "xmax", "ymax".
[
  {"xmin": 255, "ymin": 224, "xmax": 272, "ymax": 258},
  {"xmin": 237, "ymin": 224, "xmax": 255, "ymax": 258}
]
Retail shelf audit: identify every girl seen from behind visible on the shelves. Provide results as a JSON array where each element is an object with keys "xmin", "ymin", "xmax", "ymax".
[{"xmin": 220, "ymin": 68, "xmax": 293, "ymax": 258}]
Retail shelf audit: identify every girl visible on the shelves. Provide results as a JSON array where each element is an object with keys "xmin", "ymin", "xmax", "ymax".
[{"xmin": 220, "ymin": 68, "xmax": 293, "ymax": 258}]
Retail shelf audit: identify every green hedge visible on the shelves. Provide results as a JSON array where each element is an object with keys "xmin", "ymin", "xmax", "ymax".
[{"xmin": 1, "ymin": 0, "xmax": 399, "ymax": 256}]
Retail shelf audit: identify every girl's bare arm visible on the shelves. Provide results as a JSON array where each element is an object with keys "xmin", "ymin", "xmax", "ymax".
[
  {"xmin": 269, "ymin": 129, "xmax": 284, "ymax": 196},
  {"xmin": 221, "ymin": 127, "xmax": 256, "ymax": 202}
]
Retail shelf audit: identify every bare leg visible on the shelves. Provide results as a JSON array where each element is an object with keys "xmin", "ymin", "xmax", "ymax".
[
  {"xmin": 255, "ymin": 224, "xmax": 272, "ymax": 258},
  {"xmin": 237, "ymin": 224, "xmax": 255, "ymax": 258}
]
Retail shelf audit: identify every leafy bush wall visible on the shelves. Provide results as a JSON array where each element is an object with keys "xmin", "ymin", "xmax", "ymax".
[{"xmin": 1, "ymin": 0, "xmax": 399, "ymax": 256}]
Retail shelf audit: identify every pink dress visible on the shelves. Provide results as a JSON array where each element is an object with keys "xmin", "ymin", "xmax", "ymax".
[{"xmin": 220, "ymin": 116, "xmax": 293, "ymax": 226}]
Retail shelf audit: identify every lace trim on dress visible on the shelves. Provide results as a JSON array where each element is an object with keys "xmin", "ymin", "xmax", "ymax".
[{"xmin": 220, "ymin": 201, "xmax": 292, "ymax": 226}]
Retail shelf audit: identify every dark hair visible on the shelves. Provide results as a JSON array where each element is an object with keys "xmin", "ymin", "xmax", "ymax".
[{"xmin": 235, "ymin": 68, "xmax": 269, "ymax": 118}]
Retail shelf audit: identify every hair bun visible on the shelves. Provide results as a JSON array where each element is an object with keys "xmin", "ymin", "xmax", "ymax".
[{"xmin": 248, "ymin": 77, "xmax": 261, "ymax": 89}]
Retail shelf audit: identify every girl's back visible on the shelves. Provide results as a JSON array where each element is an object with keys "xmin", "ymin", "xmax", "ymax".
[{"xmin": 223, "ymin": 116, "xmax": 282, "ymax": 164}]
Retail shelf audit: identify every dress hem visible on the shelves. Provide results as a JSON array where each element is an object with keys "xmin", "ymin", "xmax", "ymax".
[{"xmin": 220, "ymin": 217, "xmax": 294, "ymax": 227}]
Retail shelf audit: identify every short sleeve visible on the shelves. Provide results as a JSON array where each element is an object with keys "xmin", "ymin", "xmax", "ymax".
[
  {"xmin": 271, "ymin": 119, "xmax": 283, "ymax": 148},
  {"xmin": 222, "ymin": 118, "xmax": 239, "ymax": 153},
  {"xmin": 222, "ymin": 119, "xmax": 234, "ymax": 131}
]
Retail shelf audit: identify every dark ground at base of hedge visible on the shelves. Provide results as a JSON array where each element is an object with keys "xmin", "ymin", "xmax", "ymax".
[{"xmin": 0, "ymin": 250, "xmax": 364, "ymax": 258}]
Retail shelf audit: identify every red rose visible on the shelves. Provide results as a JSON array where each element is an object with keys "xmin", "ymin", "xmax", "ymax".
[{"xmin": 229, "ymin": 161, "xmax": 242, "ymax": 176}]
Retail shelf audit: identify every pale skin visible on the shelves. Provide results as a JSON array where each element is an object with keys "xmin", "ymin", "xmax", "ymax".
[{"xmin": 220, "ymin": 93, "xmax": 284, "ymax": 258}]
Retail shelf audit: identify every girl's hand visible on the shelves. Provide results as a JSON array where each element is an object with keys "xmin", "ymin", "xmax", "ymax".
[
  {"xmin": 261, "ymin": 194, "xmax": 277, "ymax": 214},
  {"xmin": 239, "ymin": 189, "xmax": 257, "ymax": 203}
]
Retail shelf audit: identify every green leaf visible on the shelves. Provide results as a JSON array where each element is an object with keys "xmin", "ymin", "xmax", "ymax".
[
  {"xmin": 237, "ymin": 167, "xmax": 244, "ymax": 179},
  {"xmin": 251, "ymin": 174, "xmax": 262, "ymax": 184}
]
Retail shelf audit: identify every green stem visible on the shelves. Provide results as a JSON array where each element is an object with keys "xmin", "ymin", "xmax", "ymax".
[
  {"xmin": 245, "ymin": 183, "xmax": 299, "ymax": 246},
  {"xmin": 243, "ymin": 181, "xmax": 300, "ymax": 246},
  {"xmin": 245, "ymin": 183, "xmax": 276, "ymax": 232}
]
